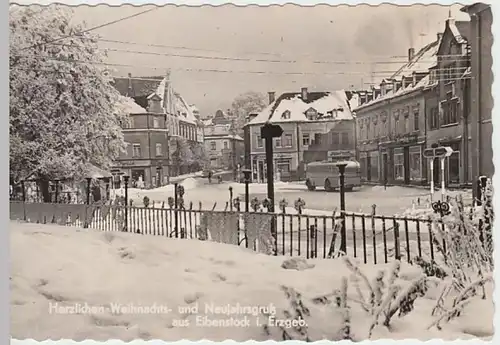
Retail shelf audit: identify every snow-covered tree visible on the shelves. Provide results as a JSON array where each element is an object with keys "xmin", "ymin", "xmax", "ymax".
[
  {"xmin": 231, "ymin": 91, "xmax": 267, "ymax": 130},
  {"xmin": 9, "ymin": 6, "xmax": 129, "ymax": 193},
  {"xmin": 190, "ymin": 142, "xmax": 208, "ymax": 171},
  {"xmin": 170, "ymin": 137, "xmax": 193, "ymax": 175}
]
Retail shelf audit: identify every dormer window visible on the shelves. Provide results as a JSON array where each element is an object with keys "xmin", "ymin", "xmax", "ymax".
[
  {"xmin": 305, "ymin": 107, "xmax": 318, "ymax": 120},
  {"xmin": 281, "ymin": 110, "xmax": 291, "ymax": 119}
]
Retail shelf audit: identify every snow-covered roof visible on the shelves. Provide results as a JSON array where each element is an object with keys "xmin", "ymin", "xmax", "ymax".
[
  {"xmin": 151, "ymin": 78, "xmax": 197, "ymax": 125},
  {"xmin": 121, "ymin": 97, "xmax": 147, "ymax": 114},
  {"xmin": 390, "ymin": 39, "xmax": 440, "ymax": 81},
  {"xmin": 248, "ymin": 90, "xmax": 355, "ymax": 126},
  {"xmin": 354, "ymin": 38, "xmax": 441, "ymax": 112},
  {"xmin": 84, "ymin": 163, "xmax": 112, "ymax": 179}
]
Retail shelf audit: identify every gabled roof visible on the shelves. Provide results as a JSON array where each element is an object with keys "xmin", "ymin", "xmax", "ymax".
[
  {"xmin": 247, "ymin": 90, "xmax": 355, "ymax": 125},
  {"xmin": 354, "ymin": 37, "xmax": 441, "ymax": 112},
  {"xmin": 113, "ymin": 76, "xmax": 163, "ymax": 98},
  {"xmin": 437, "ymin": 19, "xmax": 470, "ymax": 56},
  {"xmin": 391, "ymin": 39, "xmax": 440, "ymax": 80},
  {"xmin": 122, "ymin": 97, "xmax": 147, "ymax": 114}
]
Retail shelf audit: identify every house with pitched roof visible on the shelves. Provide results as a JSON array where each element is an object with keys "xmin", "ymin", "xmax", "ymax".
[
  {"xmin": 354, "ymin": 37, "xmax": 440, "ymax": 185},
  {"xmin": 204, "ymin": 123, "xmax": 244, "ymax": 170},
  {"xmin": 244, "ymin": 87, "xmax": 357, "ymax": 182},
  {"xmin": 354, "ymin": 16, "xmax": 472, "ymax": 187},
  {"xmin": 111, "ymin": 72, "xmax": 204, "ymax": 188},
  {"xmin": 426, "ymin": 17, "xmax": 471, "ymax": 187}
]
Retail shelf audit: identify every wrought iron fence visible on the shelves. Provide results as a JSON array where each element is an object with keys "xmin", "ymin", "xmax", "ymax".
[{"xmin": 10, "ymin": 199, "xmax": 457, "ymax": 265}]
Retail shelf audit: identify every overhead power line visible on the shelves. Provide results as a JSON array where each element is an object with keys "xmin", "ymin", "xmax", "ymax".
[
  {"xmin": 20, "ymin": 6, "xmax": 159, "ymax": 51},
  {"xmin": 85, "ymin": 36, "xmax": 475, "ymax": 62},
  {"xmin": 13, "ymin": 58, "xmax": 473, "ymax": 84},
  {"xmin": 48, "ymin": 41, "xmax": 471, "ymax": 66}
]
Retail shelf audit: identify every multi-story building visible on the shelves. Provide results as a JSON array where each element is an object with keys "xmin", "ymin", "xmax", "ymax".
[
  {"xmin": 426, "ymin": 18, "xmax": 471, "ymax": 187},
  {"xmin": 461, "ymin": 3, "xmax": 493, "ymax": 189},
  {"xmin": 355, "ymin": 39, "xmax": 440, "ymax": 185},
  {"xmin": 355, "ymin": 16, "xmax": 476, "ymax": 188},
  {"xmin": 112, "ymin": 73, "xmax": 203, "ymax": 187},
  {"xmin": 204, "ymin": 124, "xmax": 244, "ymax": 170},
  {"xmin": 244, "ymin": 88, "xmax": 357, "ymax": 182}
]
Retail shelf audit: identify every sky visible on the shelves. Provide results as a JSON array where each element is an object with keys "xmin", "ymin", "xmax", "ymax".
[{"xmin": 15, "ymin": 3, "xmax": 470, "ymax": 116}]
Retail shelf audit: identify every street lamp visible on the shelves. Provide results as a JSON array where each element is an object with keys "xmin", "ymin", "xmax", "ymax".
[{"xmin": 241, "ymin": 168, "xmax": 252, "ymax": 212}]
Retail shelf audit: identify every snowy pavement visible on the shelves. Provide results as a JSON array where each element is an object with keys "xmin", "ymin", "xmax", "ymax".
[
  {"xmin": 117, "ymin": 179, "xmax": 472, "ymax": 218},
  {"xmin": 10, "ymin": 221, "xmax": 493, "ymax": 342}
]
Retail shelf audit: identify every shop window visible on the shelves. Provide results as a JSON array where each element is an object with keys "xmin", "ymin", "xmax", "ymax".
[{"xmin": 394, "ymin": 150, "xmax": 404, "ymax": 181}]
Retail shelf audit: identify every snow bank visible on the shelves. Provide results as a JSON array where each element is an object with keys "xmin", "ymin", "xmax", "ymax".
[
  {"xmin": 114, "ymin": 177, "xmax": 201, "ymax": 204},
  {"xmin": 10, "ymin": 221, "xmax": 493, "ymax": 341},
  {"xmin": 228, "ymin": 181, "xmax": 307, "ymax": 195}
]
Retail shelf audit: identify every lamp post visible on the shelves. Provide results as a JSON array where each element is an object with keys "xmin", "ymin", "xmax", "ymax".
[{"xmin": 241, "ymin": 168, "xmax": 252, "ymax": 212}]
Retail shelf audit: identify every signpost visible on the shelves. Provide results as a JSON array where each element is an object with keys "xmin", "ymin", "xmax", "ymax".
[
  {"xmin": 422, "ymin": 146, "xmax": 454, "ymax": 200},
  {"xmin": 261, "ymin": 122, "xmax": 283, "ymax": 247}
]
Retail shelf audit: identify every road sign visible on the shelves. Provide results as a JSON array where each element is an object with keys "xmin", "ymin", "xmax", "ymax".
[
  {"xmin": 260, "ymin": 123, "xmax": 283, "ymax": 138},
  {"xmin": 422, "ymin": 146, "xmax": 453, "ymax": 159},
  {"xmin": 423, "ymin": 148, "xmax": 435, "ymax": 159}
]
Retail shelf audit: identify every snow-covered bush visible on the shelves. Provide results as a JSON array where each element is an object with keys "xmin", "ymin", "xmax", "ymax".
[{"xmin": 264, "ymin": 258, "xmax": 430, "ymax": 341}]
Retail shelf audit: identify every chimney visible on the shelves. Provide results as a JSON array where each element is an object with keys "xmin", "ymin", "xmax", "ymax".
[
  {"xmin": 380, "ymin": 81, "xmax": 386, "ymax": 96},
  {"xmin": 437, "ymin": 32, "xmax": 443, "ymax": 41},
  {"xmin": 301, "ymin": 87, "xmax": 308, "ymax": 101},
  {"xmin": 408, "ymin": 48, "xmax": 415, "ymax": 62},
  {"xmin": 268, "ymin": 91, "xmax": 276, "ymax": 105}
]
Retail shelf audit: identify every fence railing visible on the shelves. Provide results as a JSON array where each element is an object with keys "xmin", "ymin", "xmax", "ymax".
[{"xmin": 10, "ymin": 200, "xmax": 456, "ymax": 265}]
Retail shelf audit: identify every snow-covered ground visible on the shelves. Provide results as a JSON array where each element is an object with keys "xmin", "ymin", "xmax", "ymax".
[{"xmin": 11, "ymin": 221, "xmax": 493, "ymax": 341}]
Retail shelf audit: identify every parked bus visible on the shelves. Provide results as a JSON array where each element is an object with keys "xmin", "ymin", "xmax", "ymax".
[{"xmin": 305, "ymin": 160, "xmax": 361, "ymax": 192}]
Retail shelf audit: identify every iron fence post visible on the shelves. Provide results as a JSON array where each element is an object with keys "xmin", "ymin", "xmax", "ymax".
[
  {"xmin": 124, "ymin": 175, "xmax": 129, "ymax": 232},
  {"xmin": 174, "ymin": 183, "xmax": 179, "ymax": 238},
  {"xmin": 337, "ymin": 163, "xmax": 347, "ymax": 254}
]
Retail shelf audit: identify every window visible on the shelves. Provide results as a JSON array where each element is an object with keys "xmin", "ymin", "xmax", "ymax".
[
  {"xmin": 442, "ymin": 92, "xmax": 459, "ymax": 125},
  {"xmin": 210, "ymin": 141, "xmax": 216, "ymax": 150},
  {"xmin": 284, "ymin": 134, "xmax": 293, "ymax": 147},
  {"xmin": 276, "ymin": 159, "xmax": 291, "ymax": 173},
  {"xmin": 281, "ymin": 110, "xmax": 291, "ymax": 120},
  {"xmin": 369, "ymin": 151, "xmax": 379, "ymax": 181},
  {"xmin": 223, "ymin": 141, "xmax": 229, "ymax": 149},
  {"xmin": 314, "ymin": 133, "xmax": 322, "ymax": 145},
  {"xmin": 413, "ymin": 106, "xmax": 419, "ymax": 131},
  {"xmin": 153, "ymin": 117, "xmax": 160, "ymax": 128},
  {"xmin": 341, "ymin": 132, "xmax": 349, "ymax": 145},
  {"xmin": 331, "ymin": 132, "xmax": 340, "ymax": 145},
  {"xmin": 305, "ymin": 108, "xmax": 317, "ymax": 120},
  {"xmin": 409, "ymin": 147, "xmax": 422, "ymax": 181},
  {"xmin": 257, "ymin": 135, "xmax": 263, "ymax": 148},
  {"xmin": 302, "ymin": 133, "xmax": 310, "ymax": 146},
  {"xmin": 274, "ymin": 137, "xmax": 282, "ymax": 148},
  {"xmin": 155, "ymin": 143, "xmax": 162, "ymax": 156},
  {"xmin": 132, "ymin": 144, "xmax": 141, "ymax": 158},
  {"xmin": 450, "ymin": 99, "xmax": 458, "ymax": 124},
  {"xmin": 429, "ymin": 69, "xmax": 437, "ymax": 84},
  {"xmin": 430, "ymin": 107, "xmax": 439, "ymax": 130},
  {"xmin": 394, "ymin": 148, "xmax": 404, "ymax": 181}
]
